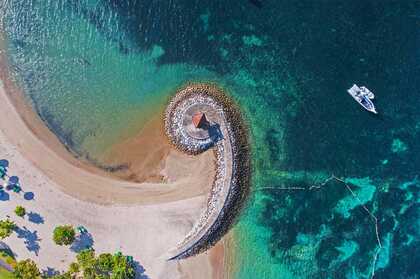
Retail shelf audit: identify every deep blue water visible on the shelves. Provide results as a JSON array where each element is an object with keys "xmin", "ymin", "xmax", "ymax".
[{"xmin": 1, "ymin": 1, "xmax": 420, "ymax": 278}]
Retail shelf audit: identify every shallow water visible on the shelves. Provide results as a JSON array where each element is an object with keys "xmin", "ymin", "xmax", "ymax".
[{"xmin": 1, "ymin": 1, "xmax": 419, "ymax": 278}]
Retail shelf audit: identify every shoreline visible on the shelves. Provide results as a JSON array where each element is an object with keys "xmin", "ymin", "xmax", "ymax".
[
  {"xmin": 0, "ymin": 58, "xmax": 216, "ymax": 205},
  {"xmin": 0, "ymin": 30, "xmax": 229, "ymax": 277}
]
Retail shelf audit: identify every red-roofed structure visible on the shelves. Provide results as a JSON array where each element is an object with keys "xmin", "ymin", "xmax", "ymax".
[{"xmin": 192, "ymin": 112, "xmax": 208, "ymax": 129}]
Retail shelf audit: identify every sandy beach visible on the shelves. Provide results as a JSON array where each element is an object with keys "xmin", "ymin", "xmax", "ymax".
[
  {"xmin": 0, "ymin": 69, "xmax": 216, "ymax": 205},
  {"xmin": 0, "ymin": 31, "xmax": 226, "ymax": 278}
]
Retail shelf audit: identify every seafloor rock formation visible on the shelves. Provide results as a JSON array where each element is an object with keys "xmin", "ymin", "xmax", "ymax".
[{"xmin": 164, "ymin": 83, "xmax": 250, "ymax": 259}]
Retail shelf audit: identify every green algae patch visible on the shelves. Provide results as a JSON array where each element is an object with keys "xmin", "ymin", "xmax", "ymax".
[
  {"xmin": 150, "ymin": 45, "xmax": 165, "ymax": 59},
  {"xmin": 399, "ymin": 177, "xmax": 418, "ymax": 190},
  {"xmin": 335, "ymin": 240, "xmax": 359, "ymax": 262},
  {"xmin": 200, "ymin": 10, "xmax": 210, "ymax": 32},
  {"xmin": 334, "ymin": 177, "xmax": 376, "ymax": 218},
  {"xmin": 391, "ymin": 138, "xmax": 408, "ymax": 153},
  {"xmin": 242, "ymin": 35, "xmax": 263, "ymax": 47},
  {"xmin": 219, "ymin": 48, "xmax": 229, "ymax": 59},
  {"xmin": 288, "ymin": 244, "xmax": 316, "ymax": 261},
  {"xmin": 232, "ymin": 70, "xmax": 257, "ymax": 88},
  {"xmin": 376, "ymin": 233, "xmax": 392, "ymax": 270}
]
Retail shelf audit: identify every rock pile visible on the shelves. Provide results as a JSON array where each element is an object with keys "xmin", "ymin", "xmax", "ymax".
[{"xmin": 164, "ymin": 83, "xmax": 251, "ymax": 259}]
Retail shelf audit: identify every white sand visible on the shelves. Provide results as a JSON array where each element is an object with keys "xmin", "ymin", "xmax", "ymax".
[{"xmin": 0, "ymin": 76, "xmax": 224, "ymax": 278}]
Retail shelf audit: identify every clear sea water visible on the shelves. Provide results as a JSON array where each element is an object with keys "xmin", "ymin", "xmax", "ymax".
[{"xmin": 1, "ymin": 1, "xmax": 419, "ymax": 278}]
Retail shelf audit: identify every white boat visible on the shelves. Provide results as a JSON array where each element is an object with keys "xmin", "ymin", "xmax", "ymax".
[{"xmin": 347, "ymin": 84, "xmax": 377, "ymax": 114}]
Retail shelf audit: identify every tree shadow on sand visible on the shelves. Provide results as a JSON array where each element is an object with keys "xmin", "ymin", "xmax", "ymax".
[
  {"xmin": 0, "ymin": 241, "xmax": 14, "ymax": 257},
  {"xmin": 7, "ymin": 176, "xmax": 19, "ymax": 186},
  {"xmin": 27, "ymin": 212, "xmax": 44, "ymax": 224},
  {"xmin": 70, "ymin": 233, "xmax": 94, "ymax": 253},
  {"xmin": 42, "ymin": 267, "xmax": 60, "ymax": 277},
  {"xmin": 0, "ymin": 190, "xmax": 10, "ymax": 201},
  {"xmin": 133, "ymin": 261, "xmax": 150, "ymax": 279},
  {"xmin": 15, "ymin": 226, "xmax": 41, "ymax": 256},
  {"xmin": 0, "ymin": 159, "xmax": 9, "ymax": 169},
  {"xmin": 23, "ymin": 192, "xmax": 35, "ymax": 201}
]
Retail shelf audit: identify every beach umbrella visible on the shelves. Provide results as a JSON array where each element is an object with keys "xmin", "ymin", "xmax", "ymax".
[
  {"xmin": 0, "ymin": 167, "xmax": 6, "ymax": 179},
  {"xmin": 24, "ymin": 192, "xmax": 34, "ymax": 200},
  {"xmin": 77, "ymin": 226, "xmax": 88, "ymax": 234},
  {"xmin": 8, "ymin": 176, "xmax": 19, "ymax": 185},
  {"xmin": 0, "ymin": 159, "xmax": 9, "ymax": 168},
  {"xmin": 13, "ymin": 185, "xmax": 21, "ymax": 193},
  {"xmin": 192, "ymin": 112, "xmax": 209, "ymax": 129}
]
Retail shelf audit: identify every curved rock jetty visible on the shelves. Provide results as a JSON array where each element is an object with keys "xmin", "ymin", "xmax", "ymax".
[{"xmin": 164, "ymin": 83, "xmax": 250, "ymax": 259}]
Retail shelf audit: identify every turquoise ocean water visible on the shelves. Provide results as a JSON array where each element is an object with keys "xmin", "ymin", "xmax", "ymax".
[{"xmin": 1, "ymin": 1, "xmax": 419, "ymax": 278}]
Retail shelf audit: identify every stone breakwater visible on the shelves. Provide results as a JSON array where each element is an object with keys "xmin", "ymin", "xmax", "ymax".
[{"xmin": 164, "ymin": 83, "xmax": 250, "ymax": 259}]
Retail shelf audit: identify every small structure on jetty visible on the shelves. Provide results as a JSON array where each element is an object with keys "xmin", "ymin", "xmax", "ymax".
[
  {"xmin": 184, "ymin": 109, "xmax": 213, "ymax": 140},
  {"xmin": 164, "ymin": 83, "xmax": 250, "ymax": 260},
  {"xmin": 192, "ymin": 112, "xmax": 208, "ymax": 129}
]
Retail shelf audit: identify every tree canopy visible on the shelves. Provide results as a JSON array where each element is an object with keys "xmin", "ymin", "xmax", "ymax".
[
  {"xmin": 75, "ymin": 249, "xmax": 136, "ymax": 279},
  {"xmin": 68, "ymin": 262, "xmax": 79, "ymax": 274},
  {"xmin": 8, "ymin": 249, "xmax": 136, "ymax": 279},
  {"xmin": 14, "ymin": 206, "xmax": 26, "ymax": 217},
  {"xmin": 0, "ymin": 219, "xmax": 16, "ymax": 239},
  {"xmin": 53, "ymin": 225, "xmax": 76, "ymax": 246},
  {"xmin": 111, "ymin": 253, "xmax": 136, "ymax": 279},
  {"xmin": 49, "ymin": 273, "xmax": 72, "ymax": 279},
  {"xmin": 13, "ymin": 259, "xmax": 40, "ymax": 279}
]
